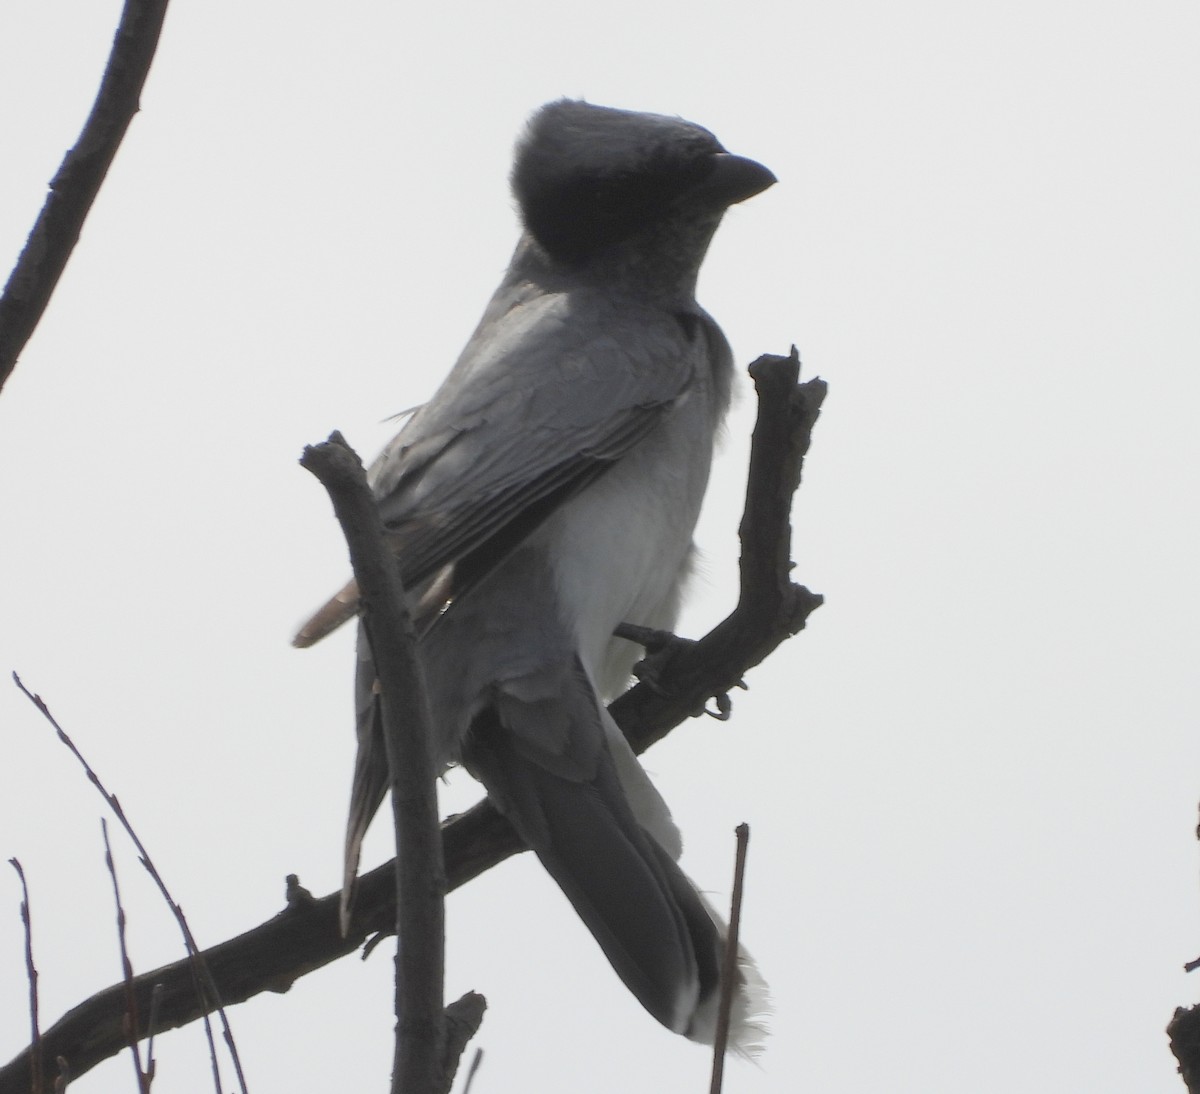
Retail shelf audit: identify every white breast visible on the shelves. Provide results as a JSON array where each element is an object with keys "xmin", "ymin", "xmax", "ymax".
[{"xmin": 545, "ymin": 388, "xmax": 716, "ymax": 699}]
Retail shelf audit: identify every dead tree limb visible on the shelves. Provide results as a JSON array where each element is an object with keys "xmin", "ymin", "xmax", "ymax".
[
  {"xmin": 300, "ymin": 435, "xmax": 450, "ymax": 1094},
  {"xmin": 0, "ymin": 352, "xmax": 824, "ymax": 1092},
  {"xmin": 1169, "ymin": 1005, "xmax": 1200, "ymax": 1094},
  {"xmin": 0, "ymin": 0, "xmax": 170, "ymax": 394}
]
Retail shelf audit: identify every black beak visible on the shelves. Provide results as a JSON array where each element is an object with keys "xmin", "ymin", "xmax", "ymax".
[{"xmin": 698, "ymin": 152, "xmax": 777, "ymax": 206}]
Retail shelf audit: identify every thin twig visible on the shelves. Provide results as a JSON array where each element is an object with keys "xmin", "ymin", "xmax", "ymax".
[
  {"xmin": 9, "ymin": 674, "xmax": 246, "ymax": 1094},
  {"xmin": 145, "ymin": 983, "xmax": 163, "ymax": 1088},
  {"xmin": 101, "ymin": 820, "xmax": 148, "ymax": 1092},
  {"xmin": 0, "ymin": 0, "xmax": 171, "ymax": 393},
  {"xmin": 300, "ymin": 433, "xmax": 448, "ymax": 1094},
  {"xmin": 459, "ymin": 1048, "xmax": 483, "ymax": 1094},
  {"xmin": 8, "ymin": 859, "xmax": 42, "ymax": 1094},
  {"xmin": 709, "ymin": 823, "xmax": 751, "ymax": 1093}
]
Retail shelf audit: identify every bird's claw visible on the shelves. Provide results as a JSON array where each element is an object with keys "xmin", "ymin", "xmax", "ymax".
[
  {"xmin": 615, "ymin": 621, "xmax": 748, "ymax": 719},
  {"xmin": 615, "ymin": 622, "xmax": 699, "ymax": 695},
  {"xmin": 704, "ymin": 692, "xmax": 734, "ymax": 720},
  {"xmin": 362, "ymin": 931, "xmax": 388, "ymax": 960}
]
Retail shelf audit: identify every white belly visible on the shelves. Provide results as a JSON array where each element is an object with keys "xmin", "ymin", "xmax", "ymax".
[{"xmin": 545, "ymin": 394, "xmax": 715, "ymax": 698}]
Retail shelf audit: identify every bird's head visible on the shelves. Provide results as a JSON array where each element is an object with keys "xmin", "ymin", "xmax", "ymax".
[{"xmin": 510, "ymin": 100, "xmax": 774, "ymax": 286}]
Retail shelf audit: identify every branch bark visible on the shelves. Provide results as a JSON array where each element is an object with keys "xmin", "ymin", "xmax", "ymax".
[
  {"xmin": 300, "ymin": 435, "xmax": 448, "ymax": 1094},
  {"xmin": 1169, "ymin": 1005, "xmax": 1200, "ymax": 1094},
  {"xmin": 0, "ymin": 352, "xmax": 824, "ymax": 1092},
  {"xmin": 0, "ymin": 0, "xmax": 169, "ymax": 394}
]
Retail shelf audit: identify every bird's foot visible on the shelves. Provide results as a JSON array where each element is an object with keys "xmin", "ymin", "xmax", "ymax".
[
  {"xmin": 613, "ymin": 621, "xmax": 746, "ymax": 718},
  {"xmin": 613, "ymin": 622, "xmax": 695, "ymax": 696}
]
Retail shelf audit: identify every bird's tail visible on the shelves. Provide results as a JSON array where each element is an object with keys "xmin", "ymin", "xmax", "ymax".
[
  {"xmin": 462, "ymin": 704, "xmax": 768, "ymax": 1052},
  {"xmin": 686, "ymin": 890, "xmax": 771, "ymax": 1055},
  {"xmin": 339, "ymin": 641, "xmax": 391, "ymax": 937}
]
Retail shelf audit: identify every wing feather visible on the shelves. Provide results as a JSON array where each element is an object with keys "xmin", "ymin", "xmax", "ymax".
[{"xmin": 294, "ymin": 288, "xmax": 695, "ymax": 646}]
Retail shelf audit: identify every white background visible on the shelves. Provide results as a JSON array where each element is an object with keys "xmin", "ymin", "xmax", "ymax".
[{"xmin": 1, "ymin": 2, "xmax": 1198, "ymax": 1092}]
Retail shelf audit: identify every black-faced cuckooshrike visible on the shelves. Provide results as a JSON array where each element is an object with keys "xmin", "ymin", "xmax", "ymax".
[{"xmin": 296, "ymin": 99, "xmax": 774, "ymax": 1050}]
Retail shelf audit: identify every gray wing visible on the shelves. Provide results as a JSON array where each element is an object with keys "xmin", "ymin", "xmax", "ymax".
[{"xmin": 295, "ymin": 288, "xmax": 697, "ymax": 645}]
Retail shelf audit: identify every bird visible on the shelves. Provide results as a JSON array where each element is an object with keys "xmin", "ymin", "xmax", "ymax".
[{"xmin": 295, "ymin": 99, "xmax": 774, "ymax": 1050}]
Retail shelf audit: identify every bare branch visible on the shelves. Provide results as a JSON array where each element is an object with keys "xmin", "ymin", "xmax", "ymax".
[
  {"xmin": 8, "ymin": 859, "xmax": 43, "ymax": 1094},
  {"xmin": 300, "ymin": 434, "xmax": 449, "ymax": 1094},
  {"xmin": 709, "ymin": 823, "xmax": 751, "ymax": 1092},
  {"xmin": 1170, "ymin": 1006, "xmax": 1200, "ymax": 1094},
  {"xmin": 0, "ymin": 353, "xmax": 824, "ymax": 1090},
  {"xmin": 100, "ymin": 820, "xmax": 151, "ymax": 1093},
  {"xmin": 9, "ymin": 675, "xmax": 246, "ymax": 1094},
  {"xmin": 610, "ymin": 350, "xmax": 825, "ymax": 752},
  {"xmin": 0, "ymin": 0, "xmax": 170, "ymax": 393}
]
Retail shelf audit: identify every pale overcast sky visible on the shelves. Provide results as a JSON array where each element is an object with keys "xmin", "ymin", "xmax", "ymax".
[{"xmin": 2, "ymin": 2, "xmax": 1199, "ymax": 1092}]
